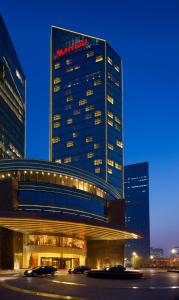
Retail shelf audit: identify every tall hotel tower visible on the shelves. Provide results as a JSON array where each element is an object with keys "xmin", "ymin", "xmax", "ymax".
[
  {"xmin": 0, "ymin": 15, "xmax": 26, "ymax": 159},
  {"xmin": 50, "ymin": 27, "xmax": 123, "ymax": 196}
]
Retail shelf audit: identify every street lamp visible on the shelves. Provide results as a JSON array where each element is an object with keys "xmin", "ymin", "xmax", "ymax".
[
  {"xmin": 131, "ymin": 252, "xmax": 139, "ymax": 268},
  {"xmin": 171, "ymin": 249, "xmax": 177, "ymax": 256},
  {"xmin": 170, "ymin": 248, "xmax": 177, "ymax": 268}
]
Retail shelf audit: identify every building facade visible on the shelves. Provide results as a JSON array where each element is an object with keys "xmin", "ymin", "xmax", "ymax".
[
  {"xmin": 124, "ymin": 162, "xmax": 150, "ymax": 260},
  {"xmin": 0, "ymin": 15, "xmax": 25, "ymax": 160},
  {"xmin": 50, "ymin": 26, "xmax": 123, "ymax": 195},
  {"xmin": 150, "ymin": 247, "xmax": 164, "ymax": 258},
  {"xmin": 0, "ymin": 159, "xmax": 139, "ymax": 269}
]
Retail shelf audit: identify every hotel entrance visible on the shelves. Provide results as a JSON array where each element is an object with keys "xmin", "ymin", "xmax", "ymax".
[{"xmin": 41, "ymin": 257, "xmax": 79, "ymax": 269}]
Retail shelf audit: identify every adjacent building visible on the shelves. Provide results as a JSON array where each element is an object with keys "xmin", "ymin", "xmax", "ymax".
[
  {"xmin": 0, "ymin": 159, "xmax": 139, "ymax": 269},
  {"xmin": 0, "ymin": 15, "xmax": 26, "ymax": 159},
  {"xmin": 124, "ymin": 162, "xmax": 150, "ymax": 260},
  {"xmin": 50, "ymin": 26, "xmax": 123, "ymax": 195},
  {"xmin": 150, "ymin": 247, "xmax": 164, "ymax": 258}
]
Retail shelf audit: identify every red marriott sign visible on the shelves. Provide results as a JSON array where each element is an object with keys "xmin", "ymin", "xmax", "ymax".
[{"xmin": 54, "ymin": 39, "xmax": 88, "ymax": 60}]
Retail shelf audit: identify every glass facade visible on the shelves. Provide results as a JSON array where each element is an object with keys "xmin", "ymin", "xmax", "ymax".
[
  {"xmin": 26, "ymin": 234, "xmax": 85, "ymax": 249},
  {"xmin": 124, "ymin": 162, "xmax": 150, "ymax": 260},
  {"xmin": 0, "ymin": 158, "xmax": 122, "ymax": 222},
  {"xmin": 50, "ymin": 27, "xmax": 123, "ymax": 196},
  {"xmin": 0, "ymin": 15, "xmax": 25, "ymax": 159}
]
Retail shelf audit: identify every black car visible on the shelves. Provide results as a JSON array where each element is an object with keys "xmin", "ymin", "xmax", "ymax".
[
  {"xmin": 86, "ymin": 265, "xmax": 143, "ymax": 279},
  {"xmin": 24, "ymin": 265, "xmax": 57, "ymax": 277},
  {"xmin": 68, "ymin": 266, "xmax": 90, "ymax": 274}
]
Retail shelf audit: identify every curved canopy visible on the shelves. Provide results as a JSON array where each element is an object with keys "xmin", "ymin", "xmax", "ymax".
[{"xmin": 0, "ymin": 216, "xmax": 140, "ymax": 241}]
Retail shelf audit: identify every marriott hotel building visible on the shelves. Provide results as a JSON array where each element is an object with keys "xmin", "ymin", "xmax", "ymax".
[
  {"xmin": 0, "ymin": 23, "xmax": 140, "ymax": 270},
  {"xmin": 50, "ymin": 26, "xmax": 123, "ymax": 195}
]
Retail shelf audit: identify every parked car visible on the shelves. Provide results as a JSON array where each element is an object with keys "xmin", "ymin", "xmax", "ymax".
[
  {"xmin": 68, "ymin": 266, "xmax": 90, "ymax": 274},
  {"xmin": 24, "ymin": 265, "xmax": 57, "ymax": 277},
  {"xmin": 86, "ymin": 265, "xmax": 143, "ymax": 279}
]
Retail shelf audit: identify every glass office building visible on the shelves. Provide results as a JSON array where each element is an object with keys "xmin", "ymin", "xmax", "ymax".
[
  {"xmin": 0, "ymin": 15, "xmax": 25, "ymax": 160},
  {"xmin": 50, "ymin": 27, "xmax": 123, "ymax": 196},
  {"xmin": 124, "ymin": 162, "xmax": 150, "ymax": 260}
]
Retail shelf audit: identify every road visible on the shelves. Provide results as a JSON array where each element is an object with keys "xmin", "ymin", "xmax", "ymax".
[{"xmin": 0, "ymin": 269, "xmax": 179, "ymax": 300}]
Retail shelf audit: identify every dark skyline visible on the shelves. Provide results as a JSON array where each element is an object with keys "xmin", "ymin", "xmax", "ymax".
[{"xmin": 1, "ymin": 0, "xmax": 178, "ymax": 255}]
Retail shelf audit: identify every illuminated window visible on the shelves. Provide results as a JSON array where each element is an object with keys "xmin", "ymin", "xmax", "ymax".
[
  {"xmin": 94, "ymin": 110, "xmax": 101, "ymax": 117},
  {"xmin": 115, "ymin": 163, "xmax": 122, "ymax": 170},
  {"xmin": 94, "ymin": 118, "xmax": 101, "ymax": 125},
  {"xmin": 85, "ymin": 105, "xmax": 94, "ymax": 112},
  {"xmin": 67, "ymin": 118, "xmax": 73, "ymax": 124},
  {"xmin": 107, "ymin": 95, "xmax": 114, "ymax": 104},
  {"xmin": 108, "ymin": 73, "xmax": 120, "ymax": 86},
  {"xmin": 66, "ymin": 59, "xmax": 72, "ymax": 65},
  {"xmin": 116, "ymin": 140, "xmax": 123, "ymax": 148},
  {"xmin": 55, "ymin": 159, "xmax": 61, "ymax": 164},
  {"xmin": 108, "ymin": 119, "xmax": 113, "ymax": 127},
  {"xmin": 52, "ymin": 137, "xmax": 60, "ymax": 143},
  {"xmin": 54, "ymin": 77, "xmax": 61, "ymax": 84},
  {"xmin": 87, "ymin": 51, "xmax": 94, "ymax": 58},
  {"xmin": 53, "ymin": 122, "xmax": 60, "ymax": 128},
  {"xmin": 114, "ymin": 65, "xmax": 120, "ymax": 72},
  {"xmin": 79, "ymin": 99, "xmax": 87, "ymax": 106},
  {"xmin": 95, "ymin": 56, "xmax": 103, "ymax": 62},
  {"xmin": 54, "ymin": 85, "xmax": 60, "ymax": 92},
  {"xmin": 64, "ymin": 157, "xmax": 72, "ymax": 163},
  {"xmin": 115, "ymin": 116, "xmax": 121, "ymax": 124},
  {"xmin": 66, "ymin": 95, "xmax": 73, "ymax": 102},
  {"xmin": 74, "ymin": 65, "xmax": 80, "ymax": 70},
  {"xmin": 86, "ymin": 90, "xmax": 93, "ymax": 96},
  {"xmin": 54, "ymin": 63, "xmax": 60, "ymax": 69},
  {"xmin": 94, "ymin": 143, "xmax": 100, "ymax": 149},
  {"xmin": 108, "ymin": 143, "xmax": 114, "ymax": 150},
  {"xmin": 87, "ymin": 152, "xmax": 94, "ymax": 159},
  {"xmin": 85, "ymin": 113, "xmax": 92, "ymax": 120},
  {"xmin": 72, "ymin": 132, "xmax": 78, "ymax": 138},
  {"xmin": 107, "ymin": 111, "xmax": 113, "ymax": 119},
  {"xmin": 107, "ymin": 159, "xmax": 114, "ymax": 167},
  {"xmin": 95, "ymin": 168, "xmax": 100, "ymax": 174},
  {"xmin": 53, "ymin": 114, "xmax": 61, "ymax": 121},
  {"xmin": 86, "ymin": 137, "xmax": 93, "ymax": 143},
  {"xmin": 94, "ymin": 79, "xmax": 102, "ymax": 86},
  {"xmin": 108, "ymin": 168, "xmax": 112, "ymax": 174},
  {"xmin": 107, "ymin": 57, "xmax": 113, "ymax": 65},
  {"xmin": 73, "ymin": 109, "xmax": 80, "ymax": 115},
  {"xmin": 94, "ymin": 159, "xmax": 102, "ymax": 166},
  {"xmin": 67, "ymin": 141, "xmax": 74, "ymax": 147},
  {"xmin": 115, "ymin": 124, "xmax": 120, "ymax": 131},
  {"xmin": 66, "ymin": 65, "xmax": 80, "ymax": 72},
  {"xmin": 66, "ymin": 66, "xmax": 73, "ymax": 73}
]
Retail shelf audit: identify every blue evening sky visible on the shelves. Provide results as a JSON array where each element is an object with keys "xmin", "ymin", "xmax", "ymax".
[{"xmin": 1, "ymin": 0, "xmax": 179, "ymax": 255}]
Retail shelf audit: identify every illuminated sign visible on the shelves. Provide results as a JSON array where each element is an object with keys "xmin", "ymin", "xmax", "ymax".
[{"xmin": 54, "ymin": 39, "xmax": 88, "ymax": 60}]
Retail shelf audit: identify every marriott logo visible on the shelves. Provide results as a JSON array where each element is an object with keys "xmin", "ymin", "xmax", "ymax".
[{"xmin": 54, "ymin": 39, "xmax": 88, "ymax": 60}]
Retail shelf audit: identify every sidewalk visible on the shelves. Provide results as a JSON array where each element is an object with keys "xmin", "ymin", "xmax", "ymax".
[
  {"xmin": 0, "ymin": 269, "xmax": 24, "ymax": 275},
  {"xmin": 0, "ymin": 268, "xmax": 68, "ymax": 275}
]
